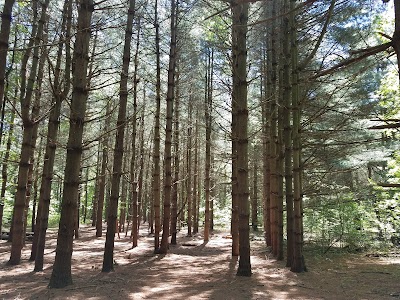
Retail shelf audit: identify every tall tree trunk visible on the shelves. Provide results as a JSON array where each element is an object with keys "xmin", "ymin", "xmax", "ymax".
[
  {"xmin": 92, "ymin": 144, "xmax": 101, "ymax": 226},
  {"xmin": 153, "ymin": 0, "xmax": 162, "ymax": 252},
  {"xmin": 137, "ymin": 101, "xmax": 146, "ymax": 227},
  {"xmin": 31, "ymin": 136, "xmax": 43, "ymax": 234},
  {"xmin": 48, "ymin": 0, "xmax": 93, "ymax": 287},
  {"xmin": 282, "ymin": 0, "xmax": 294, "ymax": 268},
  {"xmin": 83, "ymin": 167, "xmax": 89, "ymax": 223},
  {"xmin": 262, "ymin": 16, "xmax": 272, "ymax": 247},
  {"xmin": 159, "ymin": 0, "xmax": 177, "ymax": 254},
  {"xmin": 251, "ymin": 146, "xmax": 258, "ymax": 232},
  {"xmin": 192, "ymin": 115, "xmax": 199, "ymax": 234},
  {"xmin": 290, "ymin": 0, "xmax": 306, "ymax": 273},
  {"xmin": 119, "ymin": 144, "xmax": 129, "ymax": 233},
  {"xmin": 171, "ymin": 72, "xmax": 180, "ymax": 245},
  {"xmin": 130, "ymin": 19, "xmax": 140, "ymax": 248},
  {"xmin": 96, "ymin": 101, "xmax": 110, "ymax": 237},
  {"xmin": 204, "ymin": 48, "xmax": 213, "ymax": 243},
  {"xmin": 0, "ymin": 0, "xmax": 16, "ymax": 139},
  {"xmin": 102, "ymin": 0, "xmax": 136, "ymax": 272},
  {"xmin": 268, "ymin": 0, "xmax": 279, "ymax": 258},
  {"xmin": 232, "ymin": 88, "xmax": 239, "ymax": 256},
  {"xmin": 186, "ymin": 101, "xmax": 193, "ymax": 237},
  {"xmin": 26, "ymin": 26, "xmax": 47, "ymax": 245},
  {"xmin": 9, "ymin": 0, "xmax": 49, "ymax": 265},
  {"xmin": 232, "ymin": 0, "xmax": 251, "ymax": 277},
  {"xmin": 0, "ymin": 16, "xmax": 18, "ymax": 236}
]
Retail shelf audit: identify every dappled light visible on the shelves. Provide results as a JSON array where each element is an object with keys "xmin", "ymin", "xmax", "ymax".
[{"xmin": 1, "ymin": 224, "xmax": 400, "ymax": 299}]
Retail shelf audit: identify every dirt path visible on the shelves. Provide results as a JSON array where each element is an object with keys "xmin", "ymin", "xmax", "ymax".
[{"xmin": 1, "ymin": 225, "xmax": 400, "ymax": 299}]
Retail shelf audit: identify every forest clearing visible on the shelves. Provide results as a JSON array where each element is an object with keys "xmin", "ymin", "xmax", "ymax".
[{"xmin": 1, "ymin": 224, "xmax": 400, "ymax": 300}]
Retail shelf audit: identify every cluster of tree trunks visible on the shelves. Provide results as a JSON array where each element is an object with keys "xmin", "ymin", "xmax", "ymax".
[{"xmin": 2, "ymin": 0, "xmax": 398, "ymax": 290}]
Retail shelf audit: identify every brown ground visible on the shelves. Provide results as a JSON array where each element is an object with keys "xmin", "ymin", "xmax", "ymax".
[{"xmin": 1, "ymin": 225, "xmax": 400, "ymax": 300}]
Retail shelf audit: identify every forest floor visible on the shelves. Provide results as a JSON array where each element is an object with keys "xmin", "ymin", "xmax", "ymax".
[{"xmin": 1, "ymin": 224, "xmax": 400, "ymax": 300}]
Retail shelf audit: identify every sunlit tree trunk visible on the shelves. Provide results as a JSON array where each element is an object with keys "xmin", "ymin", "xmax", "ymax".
[
  {"xmin": 102, "ymin": 0, "xmax": 136, "ymax": 272},
  {"xmin": 232, "ymin": 0, "xmax": 251, "ymax": 277},
  {"xmin": 159, "ymin": 0, "xmax": 177, "ymax": 254}
]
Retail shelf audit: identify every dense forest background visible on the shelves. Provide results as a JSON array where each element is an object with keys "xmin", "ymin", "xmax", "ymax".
[{"xmin": 0, "ymin": 0, "xmax": 399, "ymax": 289}]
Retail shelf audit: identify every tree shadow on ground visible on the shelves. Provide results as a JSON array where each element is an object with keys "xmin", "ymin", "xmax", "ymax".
[{"xmin": 1, "ymin": 225, "xmax": 400, "ymax": 299}]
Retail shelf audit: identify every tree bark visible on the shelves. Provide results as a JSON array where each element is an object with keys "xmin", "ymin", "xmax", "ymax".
[
  {"xmin": 290, "ymin": 0, "xmax": 306, "ymax": 273},
  {"xmin": 102, "ymin": 0, "xmax": 136, "ymax": 272},
  {"xmin": 171, "ymin": 72, "xmax": 180, "ymax": 245},
  {"xmin": 153, "ymin": 0, "xmax": 162, "ymax": 252},
  {"xmin": 130, "ymin": 18, "xmax": 140, "ymax": 249},
  {"xmin": 232, "ymin": 0, "xmax": 251, "ymax": 277},
  {"xmin": 9, "ymin": 0, "xmax": 49, "ymax": 265},
  {"xmin": 96, "ymin": 101, "xmax": 110, "ymax": 237},
  {"xmin": 0, "ymin": 0, "xmax": 16, "ymax": 140},
  {"xmin": 49, "ymin": 0, "xmax": 93, "ymax": 287},
  {"xmin": 186, "ymin": 101, "xmax": 193, "ymax": 237},
  {"xmin": 204, "ymin": 47, "xmax": 213, "ymax": 243},
  {"xmin": 159, "ymin": 0, "xmax": 177, "ymax": 254}
]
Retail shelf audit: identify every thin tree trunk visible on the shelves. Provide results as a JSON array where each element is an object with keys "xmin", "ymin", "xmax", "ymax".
[
  {"xmin": 130, "ymin": 19, "xmax": 140, "ymax": 248},
  {"xmin": 137, "ymin": 101, "xmax": 146, "ymax": 227},
  {"xmin": 26, "ymin": 27, "xmax": 47, "ymax": 245},
  {"xmin": 232, "ymin": 0, "xmax": 251, "ymax": 277},
  {"xmin": 159, "ymin": 0, "xmax": 177, "ymax": 254},
  {"xmin": 232, "ymin": 90, "xmax": 239, "ymax": 256},
  {"xmin": 153, "ymin": 0, "xmax": 162, "ymax": 251},
  {"xmin": 204, "ymin": 48, "xmax": 213, "ymax": 243},
  {"xmin": 119, "ymin": 144, "xmax": 129, "ymax": 233},
  {"xmin": 83, "ymin": 167, "xmax": 89, "ymax": 223},
  {"xmin": 186, "ymin": 101, "xmax": 193, "ymax": 237},
  {"xmin": 102, "ymin": 0, "xmax": 136, "ymax": 272},
  {"xmin": 171, "ymin": 72, "xmax": 180, "ymax": 245},
  {"xmin": 0, "ymin": 91, "xmax": 16, "ymax": 238},
  {"xmin": 92, "ymin": 144, "xmax": 101, "ymax": 226},
  {"xmin": 48, "ymin": 0, "xmax": 93, "ymax": 287},
  {"xmin": 192, "ymin": 115, "xmax": 199, "ymax": 234},
  {"xmin": 251, "ymin": 146, "xmax": 258, "ymax": 231},
  {"xmin": 96, "ymin": 101, "xmax": 110, "ymax": 237}
]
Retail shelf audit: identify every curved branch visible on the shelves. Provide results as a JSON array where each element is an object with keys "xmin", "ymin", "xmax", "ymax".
[{"xmin": 299, "ymin": 0, "xmax": 336, "ymax": 70}]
